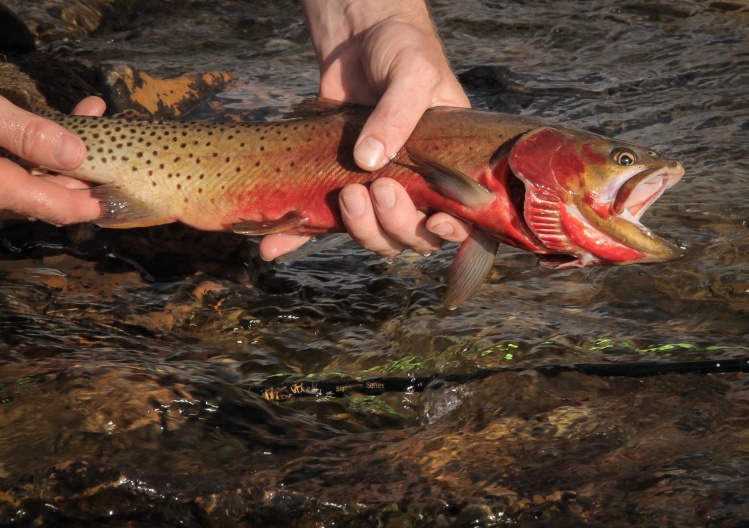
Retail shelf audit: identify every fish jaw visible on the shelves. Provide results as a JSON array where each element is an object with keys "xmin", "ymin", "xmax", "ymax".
[{"xmin": 508, "ymin": 127, "xmax": 685, "ymax": 269}]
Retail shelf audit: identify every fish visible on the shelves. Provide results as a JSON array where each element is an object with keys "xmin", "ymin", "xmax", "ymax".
[{"xmin": 18, "ymin": 99, "xmax": 685, "ymax": 308}]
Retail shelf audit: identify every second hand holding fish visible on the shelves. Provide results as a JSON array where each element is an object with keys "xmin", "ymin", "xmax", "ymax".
[{"xmin": 262, "ymin": 0, "xmax": 473, "ymax": 260}]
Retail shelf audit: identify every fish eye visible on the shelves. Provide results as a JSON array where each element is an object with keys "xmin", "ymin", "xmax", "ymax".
[{"xmin": 612, "ymin": 148, "xmax": 637, "ymax": 166}]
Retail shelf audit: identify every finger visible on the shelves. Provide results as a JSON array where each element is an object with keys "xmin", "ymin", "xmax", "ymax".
[
  {"xmin": 72, "ymin": 96, "xmax": 106, "ymax": 117},
  {"xmin": 369, "ymin": 178, "xmax": 443, "ymax": 255},
  {"xmin": 339, "ymin": 183, "xmax": 405, "ymax": 257},
  {"xmin": 426, "ymin": 213, "xmax": 472, "ymax": 243},
  {"xmin": 0, "ymin": 96, "xmax": 86, "ymax": 170},
  {"xmin": 353, "ymin": 80, "xmax": 429, "ymax": 171},
  {"xmin": 258, "ymin": 233, "xmax": 312, "ymax": 261},
  {"xmin": 0, "ymin": 157, "xmax": 100, "ymax": 225}
]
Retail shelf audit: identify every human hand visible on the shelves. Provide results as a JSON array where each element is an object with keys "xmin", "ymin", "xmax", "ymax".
[
  {"xmin": 0, "ymin": 95, "xmax": 105, "ymax": 225},
  {"xmin": 259, "ymin": 0, "xmax": 471, "ymax": 260}
]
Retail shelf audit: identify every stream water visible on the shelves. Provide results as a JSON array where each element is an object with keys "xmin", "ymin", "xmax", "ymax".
[{"xmin": 0, "ymin": 1, "xmax": 748, "ymax": 526}]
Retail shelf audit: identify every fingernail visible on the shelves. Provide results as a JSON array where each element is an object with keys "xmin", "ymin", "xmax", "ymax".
[
  {"xmin": 355, "ymin": 136, "xmax": 386, "ymax": 170},
  {"xmin": 341, "ymin": 190, "xmax": 367, "ymax": 216},
  {"xmin": 372, "ymin": 185, "xmax": 396, "ymax": 209},
  {"xmin": 430, "ymin": 222, "xmax": 454, "ymax": 237},
  {"xmin": 53, "ymin": 133, "xmax": 84, "ymax": 169}
]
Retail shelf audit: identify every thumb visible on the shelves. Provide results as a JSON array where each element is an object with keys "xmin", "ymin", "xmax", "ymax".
[{"xmin": 353, "ymin": 84, "xmax": 429, "ymax": 171}]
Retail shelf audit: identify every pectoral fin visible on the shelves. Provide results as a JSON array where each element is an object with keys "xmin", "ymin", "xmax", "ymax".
[
  {"xmin": 233, "ymin": 214, "xmax": 306, "ymax": 235},
  {"xmin": 91, "ymin": 184, "xmax": 171, "ymax": 228},
  {"xmin": 407, "ymin": 148, "xmax": 495, "ymax": 207},
  {"xmin": 444, "ymin": 230, "xmax": 499, "ymax": 309}
]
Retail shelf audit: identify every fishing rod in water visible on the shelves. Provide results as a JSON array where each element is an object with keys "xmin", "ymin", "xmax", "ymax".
[{"xmin": 250, "ymin": 357, "xmax": 749, "ymax": 401}]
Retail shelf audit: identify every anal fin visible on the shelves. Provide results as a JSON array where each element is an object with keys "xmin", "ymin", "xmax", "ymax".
[
  {"xmin": 444, "ymin": 230, "xmax": 499, "ymax": 309},
  {"xmin": 233, "ymin": 214, "xmax": 306, "ymax": 235},
  {"xmin": 91, "ymin": 184, "xmax": 171, "ymax": 228}
]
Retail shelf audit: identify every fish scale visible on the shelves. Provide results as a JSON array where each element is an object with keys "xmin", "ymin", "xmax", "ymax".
[{"xmin": 9, "ymin": 100, "xmax": 683, "ymax": 307}]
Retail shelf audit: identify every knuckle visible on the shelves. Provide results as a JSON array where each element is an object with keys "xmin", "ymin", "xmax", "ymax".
[{"xmin": 19, "ymin": 117, "xmax": 53, "ymax": 160}]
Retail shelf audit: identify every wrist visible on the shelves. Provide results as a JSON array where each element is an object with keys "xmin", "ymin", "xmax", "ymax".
[{"xmin": 300, "ymin": 0, "xmax": 434, "ymax": 58}]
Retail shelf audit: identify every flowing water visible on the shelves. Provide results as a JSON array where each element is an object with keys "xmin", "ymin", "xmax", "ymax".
[{"xmin": 0, "ymin": 1, "xmax": 748, "ymax": 526}]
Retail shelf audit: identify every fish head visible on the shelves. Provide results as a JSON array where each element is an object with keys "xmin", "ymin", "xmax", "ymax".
[{"xmin": 507, "ymin": 126, "xmax": 684, "ymax": 269}]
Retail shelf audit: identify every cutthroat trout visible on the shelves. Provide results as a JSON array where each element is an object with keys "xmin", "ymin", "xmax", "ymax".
[{"xmin": 22, "ymin": 99, "xmax": 684, "ymax": 308}]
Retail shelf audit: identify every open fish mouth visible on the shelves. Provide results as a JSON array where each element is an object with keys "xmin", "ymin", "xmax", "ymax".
[
  {"xmin": 613, "ymin": 163, "xmax": 683, "ymax": 221},
  {"xmin": 505, "ymin": 158, "xmax": 685, "ymax": 269}
]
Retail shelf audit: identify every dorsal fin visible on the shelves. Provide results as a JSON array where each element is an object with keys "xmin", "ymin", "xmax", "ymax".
[
  {"xmin": 111, "ymin": 109, "xmax": 154, "ymax": 121},
  {"xmin": 283, "ymin": 98, "xmax": 369, "ymax": 120}
]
